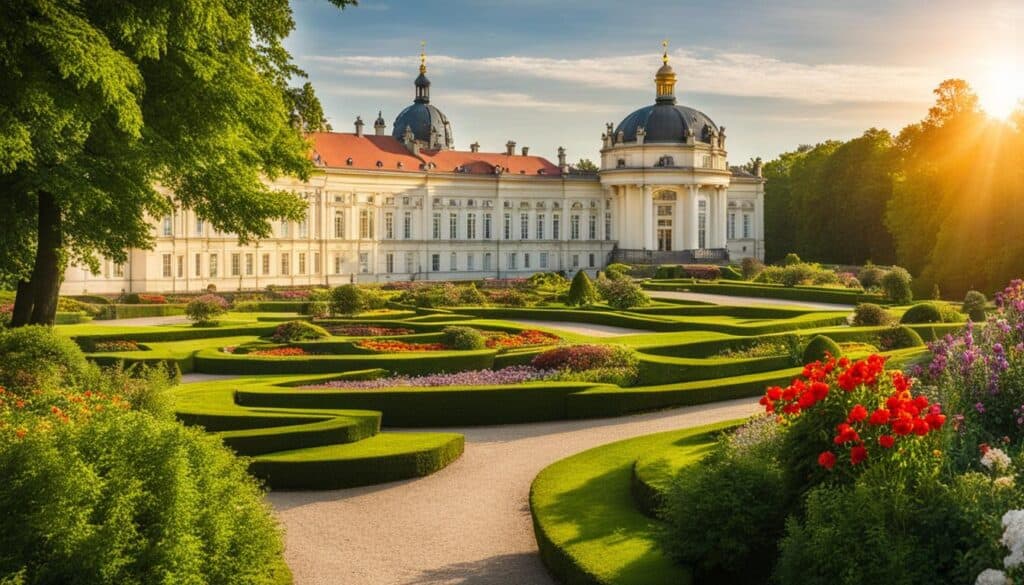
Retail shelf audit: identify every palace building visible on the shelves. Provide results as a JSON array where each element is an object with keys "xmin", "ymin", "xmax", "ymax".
[{"xmin": 60, "ymin": 46, "xmax": 764, "ymax": 295}]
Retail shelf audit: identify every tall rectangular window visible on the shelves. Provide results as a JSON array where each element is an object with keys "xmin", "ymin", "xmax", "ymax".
[
  {"xmin": 280, "ymin": 220, "xmax": 290, "ymax": 238},
  {"xmin": 195, "ymin": 253, "xmax": 201, "ymax": 277},
  {"xmin": 483, "ymin": 253, "xmax": 492, "ymax": 271},
  {"xmin": 570, "ymin": 215, "xmax": 580, "ymax": 240},
  {"xmin": 334, "ymin": 255, "xmax": 343, "ymax": 275},
  {"xmin": 605, "ymin": 212, "xmax": 612, "ymax": 240},
  {"xmin": 162, "ymin": 254, "xmax": 172, "ymax": 277},
  {"xmin": 466, "ymin": 213, "xmax": 476, "ymax": 239},
  {"xmin": 162, "ymin": 216, "xmax": 173, "ymax": 236},
  {"xmin": 467, "ymin": 253, "xmax": 475, "ymax": 271},
  {"xmin": 520, "ymin": 213, "xmax": 529, "ymax": 239},
  {"xmin": 359, "ymin": 252, "xmax": 369, "ymax": 274},
  {"xmin": 386, "ymin": 253, "xmax": 395, "ymax": 273},
  {"xmin": 536, "ymin": 214, "xmax": 545, "ymax": 239},
  {"xmin": 552, "ymin": 214, "xmax": 561, "ymax": 239},
  {"xmin": 405, "ymin": 253, "xmax": 415, "ymax": 274},
  {"xmin": 572, "ymin": 254, "xmax": 579, "ymax": 268},
  {"xmin": 334, "ymin": 212, "xmax": 346, "ymax": 238},
  {"xmin": 403, "ymin": 211, "xmax": 412, "ymax": 239},
  {"xmin": 298, "ymin": 252, "xmax": 306, "ymax": 275},
  {"xmin": 743, "ymin": 214, "xmax": 751, "ymax": 239},
  {"xmin": 384, "ymin": 212, "xmax": 394, "ymax": 239},
  {"xmin": 503, "ymin": 213, "xmax": 511, "ymax": 239},
  {"xmin": 313, "ymin": 252, "xmax": 320, "ymax": 274},
  {"xmin": 588, "ymin": 215, "xmax": 597, "ymax": 240},
  {"xmin": 262, "ymin": 253, "xmax": 271, "ymax": 275},
  {"xmin": 524, "ymin": 253, "xmax": 531, "ymax": 269},
  {"xmin": 450, "ymin": 252, "xmax": 457, "ymax": 271},
  {"xmin": 727, "ymin": 213, "xmax": 736, "ymax": 239},
  {"xmin": 589, "ymin": 253, "xmax": 595, "ymax": 268},
  {"xmin": 231, "ymin": 253, "xmax": 241, "ymax": 276},
  {"xmin": 432, "ymin": 213, "xmax": 441, "ymax": 239},
  {"xmin": 177, "ymin": 255, "xmax": 184, "ymax": 278},
  {"xmin": 359, "ymin": 209, "xmax": 373, "ymax": 239},
  {"xmin": 209, "ymin": 254, "xmax": 218, "ymax": 277},
  {"xmin": 449, "ymin": 212, "xmax": 458, "ymax": 239},
  {"xmin": 298, "ymin": 214, "xmax": 308, "ymax": 238},
  {"xmin": 245, "ymin": 253, "xmax": 254, "ymax": 276},
  {"xmin": 540, "ymin": 252, "xmax": 548, "ymax": 269},
  {"xmin": 280, "ymin": 253, "xmax": 289, "ymax": 275},
  {"xmin": 698, "ymin": 200, "xmax": 707, "ymax": 249},
  {"xmin": 195, "ymin": 218, "xmax": 204, "ymax": 236},
  {"xmin": 431, "ymin": 253, "xmax": 440, "ymax": 271},
  {"xmin": 483, "ymin": 213, "xmax": 492, "ymax": 239},
  {"xmin": 113, "ymin": 263, "xmax": 124, "ymax": 277},
  {"xmin": 507, "ymin": 252, "xmax": 517, "ymax": 270}
]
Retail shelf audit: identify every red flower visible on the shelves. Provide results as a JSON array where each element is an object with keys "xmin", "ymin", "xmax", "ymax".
[
  {"xmin": 868, "ymin": 408, "xmax": 890, "ymax": 425},
  {"xmin": 878, "ymin": 435, "xmax": 895, "ymax": 449},
  {"xmin": 912, "ymin": 418, "xmax": 930, "ymax": 436},
  {"xmin": 818, "ymin": 451, "xmax": 837, "ymax": 470},
  {"xmin": 892, "ymin": 416, "xmax": 914, "ymax": 436},
  {"xmin": 850, "ymin": 445, "xmax": 868, "ymax": 465},
  {"xmin": 766, "ymin": 386, "xmax": 783, "ymax": 401},
  {"xmin": 848, "ymin": 404, "xmax": 868, "ymax": 423},
  {"xmin": 925, "ymin": 413, "xmax": 946, "ymax": 430}
]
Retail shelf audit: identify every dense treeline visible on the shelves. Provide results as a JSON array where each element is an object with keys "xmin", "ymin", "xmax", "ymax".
[{"xmin": 764, "ymin": 80, "xmax": 1024, "ymax": 298}]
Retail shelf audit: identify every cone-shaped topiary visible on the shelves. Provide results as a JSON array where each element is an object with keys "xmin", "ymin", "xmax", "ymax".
[
  {"xmin": 802, "ymin": 335, "xmax": 842, "ymax": 364},
  {"xmin": 566, "ymin": 270, "xmax": 600, "ymax": 306}
]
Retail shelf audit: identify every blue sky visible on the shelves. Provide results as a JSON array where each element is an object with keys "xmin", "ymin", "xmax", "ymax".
[{"xmin": 286, "ymin": 0, "xmax": 1023, "ymax": 164}]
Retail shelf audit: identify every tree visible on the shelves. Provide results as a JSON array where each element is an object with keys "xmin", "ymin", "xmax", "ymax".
[
  {"xmin": 566, "ymin": 270, "xmax": 599, "ymax": 306},
  {"xmin": 574, "ymin": 158, "xmax": 599, "ymax": 172},
  {"xmin": 0, "ymin": 0, "xmax": 356, "ymax": 326},
  {"xmin": 288, "ymin": 82, "xmax": 332, "ymax": 132}
]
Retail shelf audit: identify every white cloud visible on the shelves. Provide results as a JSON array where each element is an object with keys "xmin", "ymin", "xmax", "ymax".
[
  {"xmin": 305, "ymin": 49, "xmax": 940, "ymax": 105},
  {"xmin": 444, "ymin": 91, "xmax": 616, "ymax": 113}
]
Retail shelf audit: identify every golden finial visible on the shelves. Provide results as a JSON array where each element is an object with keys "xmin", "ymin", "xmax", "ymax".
[
  {"xmin": 662, "ymin": 40, "xmax": 669, "ymax": 64},
  {"xmin": 419, "ymin": 41, "xmax": 427, "ymax": 74}
]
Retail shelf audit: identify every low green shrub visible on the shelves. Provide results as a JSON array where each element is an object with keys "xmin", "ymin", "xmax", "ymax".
[
  {"xmin": 741, "ymin": 257, "xmax": 765, "ymax": 280},
  {"xmin": 0, "ymin": 325, "xmax": 92, "ymax": 394},
  {"xmin": 566, "ymin": 270, "xmax": 599, "ymax": 306},
  {"xmin": 881, "ymin": 266, "xmax": 913, "ymax": 304},
  {"xmin": 330, "ymin": 284, "xmax": 366, "ymax": 315},
  {"xmin": 857, "ymin": 264, "xmax": 886, "ymax": 289},
  {"xmin": 853, "ymin": 303, "xmax": 894, "ymax": 326},
  {"xmin": 878, "ymin": 325, "xmax": 924, "ymax": 350},
  {"xmin": 442, "ymin": 326, "xmax": 486, "ymax": 350},
  {"xmin": 270, "ymin": 320, "xmax": 329, "ymax": 343},
  {"xmin": 754, "ymin": 265, "xmax": 785, "ymax": 284},
  {"xmin": 802, "ymin": 335, "xmax": 842, "ymax": 364},
  {"xmin": 185, "ymin": 294, "xmax": 230, "ymax": 325},
  {"xmin": 900, "ymin": 302, "xmax": 943, "ymax": 324},
  {"xmin": 781, "ymin": 253, "xmax": 802, "ymax": 266},
  {"xmin": 604, "ymin": 263, "xmax": 631, "ymax": 281},
  {"xmin": 963, "ymin": 290, "xmax": 988, "ymax": 322},
  {"xmin": 720, "ymin": 265, "xmax": 744, "ymax": 280},
  {"xmin": 596, "ymin": 278, "xmax": 650, "ymax": 310},
  {"xmin": 303, "ymin": 300, "xmax": 330, "ymax": 319},
  {"xmin": 459, "ymin": 283, "xmax": 487, "ymax": 305}
]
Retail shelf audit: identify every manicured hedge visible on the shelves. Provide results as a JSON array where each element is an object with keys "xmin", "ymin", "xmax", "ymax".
[
  {"xmin": 71, "ymin": 323, "xmax": 278, "ymax": 347},
  {"xmin": 628, "ymin": 304, "xmax": 817, "ymax": 319},
  {"xmin": 249, "ymin": 432, "xmax": 465, "ymax": 490},
  {"xmin": 54, "ymin": 311, "xmax": 91, "ymax": 324},
  {"xmin": 233, "ymin": 301, "xmax": 308, "ymax": 313},
  {"xmin": 97, "ymin": 303, "xmax": 187, "ymax": 319},
  {"xmin": 218, "ymin": 413, "xmax": 381, "ymax": 455},
  {"xmin": 636, "ymin": 353, "xmax": 795, "ymax": 386},
  {"xmin": 643, "ymin": 281, "xmax": 881, "ymax": 305},
  {"xmin": 193, "ymin": 347, "xmax": 497, "ymax": 376}
]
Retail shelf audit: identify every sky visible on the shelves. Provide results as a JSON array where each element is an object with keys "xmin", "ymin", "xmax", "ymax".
[{"xmin": 286, "ymin": 0, "xmax": 1023, "ymax": 165}]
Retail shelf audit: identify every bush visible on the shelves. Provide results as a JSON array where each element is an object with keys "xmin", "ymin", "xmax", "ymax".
[
  {"xmin": 741, "ymin": 257, "xmax": 764, "ymax": 280},
  {"xmin": 853, "ymin": 303, "xmax": 894, "ymax": 326},
  {"xmin": 491, "ymin": 289, "xmax": 528, "ymax": 307},
  {"xmin": 303, "ymin": 300, "xmax": 330, "ymax": 319},
  {"xmin": 881, "ymin": 266, "xmax": 913, "ymax": 304},
  {"xmin": 330, "ymin": 284, "xmax": 365, "ymax": 315},
  {"xmin": 900, "ymin": 302, "xmax": 943, "ymax": 324},
  {"xmin": 270, "ymin": 320, "xmax": 329, "ymax": 343},
  {"xmin": 565, "ymin": 270, "xmax": 599, "ymax": 306},
  {"xmin": 661, "ymin": 431, "xmax": 788, "ymax": 584},
  {"xmin": 780, "ymin": 263, "xmax": 816, "ymax": 287},
  {"xmin": 719, "ymin": 265, "xmax": 744, "ymax": 280},
  {"xmin": 531, "ymin": 344, "xmax": 636, "ymax": 372},
  {"xmin": 857, "ymin": 264, "xmax": 886, "ymax": 289},
  {"xmin": 361, "ymin": 287, "xmax": 388, "ymax": 311},
  {"xmin": 802, "ymin": 335, "xmax": 842, "ymax": 364},
  {"xmin": 0, "ymin": 326, "xmax": 92, "ymax": 394},
  {"xmin": 604, "ymin": 263, "xmax": 631, "ymax": 281},
  {"xmin": 878, "ymin": 325, "xmax": 924, "ymax": 350},
  {"xmin": 809, "ymin": 270, "xmax": 839, "ymax": 286},
  {"xmin": 753, "ymin": 265, "xmax": 785, "ymax": 284},
  {"xmin": 185, "ymin": 294, "xmax": 229, "ymax": 325},
  {"xmin": 459, "ymin": 283, "xmax": 487, "ymax": 305},
  {"xmin": 781, "ymin": 253, "xmax": 802, "ymax": 266},
  {"xmin": 442, "ymin": 326, "xmax": 486, "ymax": 350},
  {"xmin": 963, "ymin": 290, "xmax": 988, "ymax": 322},
  {"xmin": 596, "ymin": 278, "xmax": 650, "ymax": 310}
]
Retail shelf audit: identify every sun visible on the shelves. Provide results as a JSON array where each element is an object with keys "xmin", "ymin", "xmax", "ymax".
[{"xmin": 977, "ymin": 60, "xmax": 1024, "ymax": 119}]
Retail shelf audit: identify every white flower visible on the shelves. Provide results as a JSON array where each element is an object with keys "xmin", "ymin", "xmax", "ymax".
[
  {"xmin": 976, "ymin": 568, "xmax": 1008, "ymax": 585},
  {"xmin": 982, "ymin": 448, "xmax": 1013, "ymax": 473},
  {"xmin": 1002, "ymin": 510, "xmax": 1024, "ymax": 569}
]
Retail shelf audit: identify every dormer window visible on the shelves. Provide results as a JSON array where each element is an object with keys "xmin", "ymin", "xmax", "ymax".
[
  {"xmin": 376, "ymin": 160, "xmax": 383, "ymax": 168},
  {"xmin": 397, "ymin": 161, "xmax": 403, "ymax": 168},
  {"xmin": 616, "ymin": 158, "xmax": 626, "ymax": 168},
  {"xmin": 346, "ymin": 157, "xmax": 353, "ymax": 166}
]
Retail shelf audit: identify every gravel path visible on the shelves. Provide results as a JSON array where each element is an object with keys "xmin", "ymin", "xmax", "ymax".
[
  {"xmin": 648, "ymin": 290, "xmax": 854, "ymax": 311},
  {"xmin": 268, "ymin": 397, "xmax": 760, "ymax": 585},
  {"xmin": 503, "ymin": 319, "xmax": 646, "ymax": 337}
]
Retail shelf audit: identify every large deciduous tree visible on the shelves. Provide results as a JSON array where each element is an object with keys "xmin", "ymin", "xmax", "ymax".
[{"xmin": 0, "ymin": 0, "xmax": 354, "ymax": 325}]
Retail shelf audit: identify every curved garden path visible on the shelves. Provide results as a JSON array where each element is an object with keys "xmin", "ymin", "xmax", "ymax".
[
  {"xmin": 647, "ymin": 289, "xmax": 854, "ymax": 310},
  {"xmin": 268, "ymin": 397, "xmax": 760, "ymax": 585}
]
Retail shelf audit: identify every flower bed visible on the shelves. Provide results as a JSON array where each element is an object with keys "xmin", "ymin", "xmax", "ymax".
[
  {"xmin": 484, "ymin": 329, "xmax": 558, "ymax": 349},
  {"xmin": 331, "ymin": 325, "xmax": 414, "ymax": 337},
  {"xmin": 304, "ymin": 365, "xmax": 552, "ymax": 390},
  {"xmin": 248, "ymin": 347, "xmax": 309, "ymax": 357},
  {"xmin": 357, "ymin": 339, "xmax": 446, "ymax": 352},
  {"xmin": 93, "ymin": 340, "xmax": 143, "ymax": 352}
]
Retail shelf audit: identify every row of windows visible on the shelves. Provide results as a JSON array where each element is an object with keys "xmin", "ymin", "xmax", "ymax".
[
  {"xmin": 726, "ymin": 213, "xmax": 754, "ymax": 239},
  {"xmin": 160, "ymin": 252, "xmax": 322, "ymax": 278}
]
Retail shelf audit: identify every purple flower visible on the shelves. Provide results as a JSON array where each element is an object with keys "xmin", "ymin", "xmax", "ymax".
[
  {"xmin": 976, "ymin": 402, "xmax": 986, "ymax": 414},
  {"xmin": 303, "ymin": 365, "xmax": 555, "ymax": 390}
]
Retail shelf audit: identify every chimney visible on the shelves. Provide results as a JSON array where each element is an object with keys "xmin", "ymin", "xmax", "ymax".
[
  {"xmin": 354, "ymin": 116, "xmax": 364, "ymax": 137},
  {"xmin": 505, "ymin": 140, "xmax": 516, "ymax": 156},
  {"xmin": 521, "ymin": 146, "xmax": 529, "ymax": 156},
  {"xmin": 557, "ymin": 146, "xmax": 567, "ymax": 171},
  {"xmin": 753, "ymin": 157, "xmax": 763, "ymax": 178},
  {"xmin": 470, "ymin": 141, "xmax": 480, "ymax": 153},
  {"xmin": 373, "ymin": 111, "xmax": 386, "ymax": 135}
]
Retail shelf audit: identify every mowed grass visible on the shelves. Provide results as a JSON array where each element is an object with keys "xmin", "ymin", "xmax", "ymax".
[{"xmin": 530, "ymin": 420, "xmax": 741, "ymax": 585}]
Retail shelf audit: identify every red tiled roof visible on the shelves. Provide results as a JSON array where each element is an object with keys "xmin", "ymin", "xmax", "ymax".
[{"xmin": 307, "ymin": 132, "xmax": 562, "ymax": 177}]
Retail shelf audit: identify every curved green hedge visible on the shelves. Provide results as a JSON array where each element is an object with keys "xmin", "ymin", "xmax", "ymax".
[
  {"xmin": 643, "ymin": 280, "xmax": 881, "ymax": 305},
  {"xmin": 192, "ymin": 347, "xmax": 497, "ymax": 376}
]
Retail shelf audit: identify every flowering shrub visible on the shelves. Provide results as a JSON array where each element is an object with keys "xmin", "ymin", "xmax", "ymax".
[
  {"xmin": 270, "ymin": 320, "xmax": 329, "ymax": 343},
  {"xmin": 185, "ymin": 294, "xmax": 229, "ymax": 324},
  {"xmin": 93, "ymin": 340, "xmax": 143, "ymax": 352},
  {"xmin": 715, "ymin": 335, "xmax": 801, "ymax": 361},
  {"xmin": 442, "ymin": 326, "xmax": 486, "ymax": 350},
  {"xmin": 305, "ymin": 366, "xmax": 552, "ymax": 389},
  {"xmin": 488, "ymin": 288, "xmax": 529, "ymax": 307},
  {"xmin": 531, "ymin": 344, "xmax": 635, "ymax": 372},
  {"xmin": 596, "ymin": 277, "xmax": 650, "ymax": 309},
  {"xmin": 249, "ymin": 347, "xmax": 309, "ymax": 357},
  {"xmin": 484, "ymin": 329, "xmax": 558, "ymax": 349},
  {"xmin": 331, "ymin": 325, "xmax": 414, "ymax": 337},
  {"xmin": 273, "ymin": 289, "xmax": 312, "ymax": 300},
  {"xmin": 358, "ymin": 339, "xmax": 446, "ymax": 352},
  {"xmin": 137, "ymin": 293, "xmax": 168, "ymax": 304}
]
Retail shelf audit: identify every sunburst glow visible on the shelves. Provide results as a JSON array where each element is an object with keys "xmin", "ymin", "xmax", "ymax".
[{"xmin": 977, "ymin": 59, "xmax": 1024, "ymax": 119}]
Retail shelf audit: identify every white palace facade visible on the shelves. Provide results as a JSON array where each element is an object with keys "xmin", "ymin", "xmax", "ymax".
[{"xmin": 61, "ymin": 48, "xmax": 764, "ymax": 295}]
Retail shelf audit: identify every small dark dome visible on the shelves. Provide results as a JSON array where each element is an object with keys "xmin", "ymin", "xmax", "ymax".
[
  {"xmin": 392, "ymin": 103, "xmax": 453, "ymax": 149},
  {"xmin": 614, "ymin": 103, "xmax": 718, "ymax": 144},
  {"xmin": 415, "ymin": 72, "xmax": 430, "ymax": 89}
]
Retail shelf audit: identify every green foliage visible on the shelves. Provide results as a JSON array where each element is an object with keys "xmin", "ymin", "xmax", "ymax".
[
  {"xmin": 442, "ymin": 326, "xmax": 486, "ymax": 350},
  {"xmin": 753, "ymin": 265, "xmax": 785, "ymax": 284},
  {"xmin": 802, "ymin": 335, "xmax": 842, "ymax": 364},
  {"xmin": 719, "ymin": 265, "xmax": 744, "ymax": 280},
  {"xmin": 741, "ymin": 257, "xmax": 765, "ymax": 280},
  {"xmin": 857, "ymin": 264, "xmax": 886, "ymax": 289},
  {"xmin": 781, "ymin": 253, "xmax": 802, "ymax": 266},
  {"xmin": 459, "ymin": 283, "xmax": 487, "ymax": 305},
  {"xmin": 604, "ymin": 263, "xmax": 631, "ymax": 281},
  {"xmin": 566, "ymin": 270, "xmax": 599, "ymax": 306},
  {"xmin": 780, "ymin": 263, "xmax": 816, "ymax": 287},
  {"xmin": 185, "ymin": 294, "xmax": 229, "ymax": 325},
  {"xmin": 287, "ymin": 82, "xmax": 331, "ymax": 132},
  {"xmin": 303, "ymin": 300, "xmax": 330, "ymax": 319},
  {"xmin": 881, "ymin": 266, "xmax": 914, "ymax": 304},
  {"xmin": 900, "ymin": 302, "xmax": 943, "ymax": 324},
  {"xmin": 853, "ymin": 303, "xmax": 894, "ymax": 326},
  {"xmin": 0, "ymin": 326, "xmax": 91, "ymax": 394},
  {"xmin": 270, "ymin": 320, "xmax": 328, "ymax": 343},
  {"xmin": 878, "ymin": 325, "xmax": 924, "ymax": 350},
  {"xmin": 596, "ymin": 278, "xmax": 650, "ymax": 310},
  {"xmin": 574, "ymin": 158, "xmax": 599, "ymax": 172},
  {"xmin": 330, "ymin": 284, "xmax": 365, "ymax": 315},
  {"xmin": 963, "ymin": 290, "xmax": 988, "ymax": 322}
]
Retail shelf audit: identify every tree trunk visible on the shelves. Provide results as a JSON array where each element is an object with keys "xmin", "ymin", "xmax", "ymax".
[
  {"xmin": 28, "ymin": 190, "xmax": 62, "ymax": 326},
  {"xmin": 10, "ymin": 279, "xmax": 33, "ymax": 327}
]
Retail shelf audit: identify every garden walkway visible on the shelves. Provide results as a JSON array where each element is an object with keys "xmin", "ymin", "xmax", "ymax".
[
  {"xmin": 503, "ymin": 319, "xmax": 647, "ymax": 337},
  {"xmin": 268, "ymin": 397, "xmax": 761, "ymax": 585},
  {"xmin": 647, "ymin": 289, "xmax": 854, "ymax": 311}
]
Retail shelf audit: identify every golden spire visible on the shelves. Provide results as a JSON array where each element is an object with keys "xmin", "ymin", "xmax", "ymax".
[
  {"xmin": 662, "ymin": 39, "xmax": 669, "ymax": 64},
  {"xmin": 655, "ymin": 40, "xmax": 677, "ymax": 103},
  {"xmin": 419, "ymin": 41, "xmax": 427, "ymax": 75}
]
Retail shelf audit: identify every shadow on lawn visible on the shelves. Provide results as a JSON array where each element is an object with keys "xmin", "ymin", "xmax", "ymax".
[{"xmin": 402, "ymin": 552, "xmax": 553, "ymax": 585}]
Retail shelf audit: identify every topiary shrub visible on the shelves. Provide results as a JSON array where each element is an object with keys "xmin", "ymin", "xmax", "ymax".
[
  {"xmin": 754, "ymin": 265, "xmax": 785, "ymax": 284},
  {"xmin": 720, "ymin": 265, "xmax": 744, "ymax": 280},
  {"xmin": 303, "ymin": 300, "xmax": 330, "ymax": 319},
  {"xmin": 878, "ymin": 325, "xmax": 924, "ymax": 350},
  {"xmin": 880, "ymin": 267, "xmax": 913, "ymax": 304},
  {"xmin": 459, "ymin": 283, "xmax": 487, "ymax": 305},
  {"xmin": 330, "ymin": 284, "xmax": 365, "ymax": 315},
  {"xmin": 604, "ymin": 263, "xmax": 631, "ymax": 281},
  {"xmin": 900, "ymin": 302, "xmax": 943, "ymax": 324},
  {"xmin": 781, "ymin": 252, "xmax": 802, "ymax": 266},
  {"xmin": 857, "ymin": 264, "xmax": 886, "ymax": 289},
  {"xmin": 566, "ymin": 270, "xmax": 599, "ymax": 306},
  {"xmin": 781, "ymin": 263, "xmax": 816, "ymax": 287},
  {"xmin": 853, "ymin": 303, "xmax": 894, "ymax": 326},
  {"xmin": 361, "ymin": 287, "xmax": 388, "ymax": 311},
  {"xmin": 442, "ymin": 326, "xmax": 486, "ymax": 350},
  {"xmin": 595, "ymin": 278, "xmax": 650, "ymax": 310},
  {"xmin": 0, "ymin": 326, "xmax": 91, "ymax": 394},
  {"xmin": 270, "ymin": 320, "xmax": 329, "ymax": 343},
  {"xmin": 741, "ymin": 256, "xmax": 764, "ymax": 280},
  {"xmin": 531, "ymin": 344, "xmax": 635, "ymax": 372},
  {"xmin": 185, "ymin": 294, "xmax": 229, "ymax": 325},
  {"xmin": 802, "ymin": 335, "xmax": 842, "ymax": 364},
  {"xmin": 962, "ymin": 290, "xmax": 988, "ymax": 322}
]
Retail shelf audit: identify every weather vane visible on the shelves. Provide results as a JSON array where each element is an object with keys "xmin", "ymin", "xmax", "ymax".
[{"xmin": 662, "ymin": 39, "xmax": 669, "ymax": 64}]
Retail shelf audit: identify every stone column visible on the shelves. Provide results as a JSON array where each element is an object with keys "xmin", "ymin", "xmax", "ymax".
[
  {"xmin": 642, "ymin": 185, "xmax": 654, "ymax": 250},
  {"xmin": 685, "ymin": 184, "xmax": 700, "ymax": 250},
  {"xmin": 673, "ymin": 188, "xmax": 686, "ymax": 251}
]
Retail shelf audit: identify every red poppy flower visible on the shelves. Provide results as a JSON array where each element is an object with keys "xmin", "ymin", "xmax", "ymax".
[
  {"xmin": 878, "ymin": 435, "xmax": 895, "ymax": 449},
  {"xmin": 869, "ymin": 408, "xmax": 890, "ymax": 425},
  {"xmin": 850, "ymin": 445, "xmax": 868, "ymax": 465},
  {"xmin": 848, "ymin": 404, "xmax": 868, "ymax": 423},
  {"xmin": 818, "ymin": 451, "xmax": 837, "ymax": 470}
]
